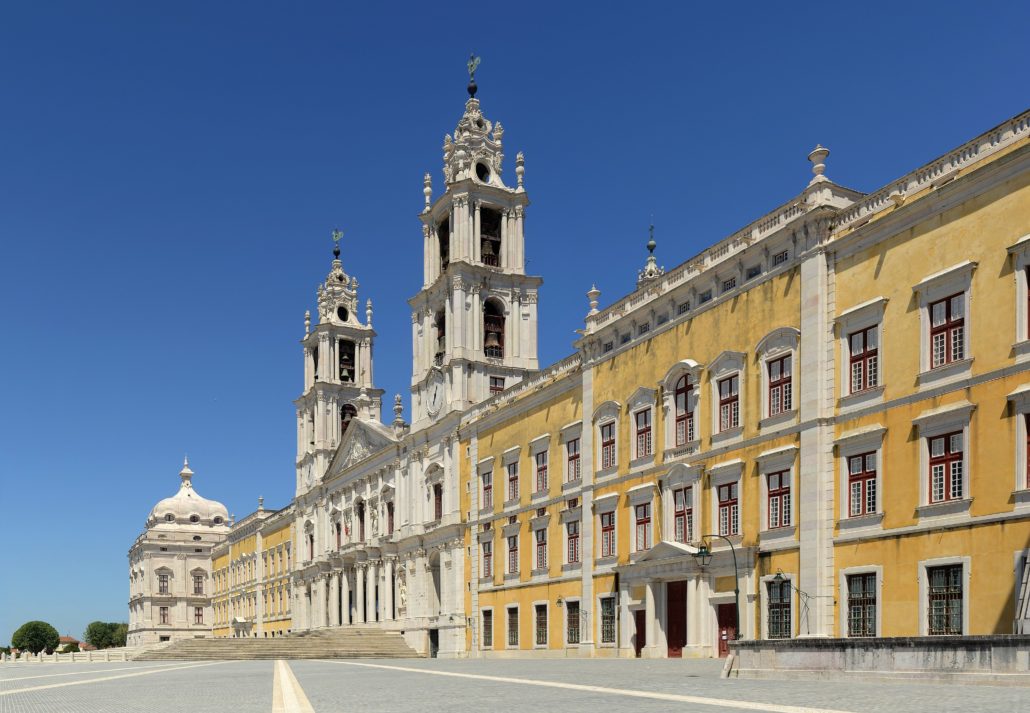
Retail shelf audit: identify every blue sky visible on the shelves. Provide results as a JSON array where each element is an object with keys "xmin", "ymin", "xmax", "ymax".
[{"xmin": 0, "ymin": 1, "xmax": 1025, "ymax": 644}]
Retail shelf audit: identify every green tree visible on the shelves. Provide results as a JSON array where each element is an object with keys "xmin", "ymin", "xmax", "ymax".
[
  {"xmin": 63, "ymin": 642, "xmax": 80, "ymax": 653},
  {"xmin": 11, "ymin": 621, "xmax": 59, "ymax": 654},
  {"xmin": 83, "ymin": 621, "xmax": 128, "ymax": 649},
  {"xmin": 111, "ymin": 622, "xmax": 128, "ymax": 647}
]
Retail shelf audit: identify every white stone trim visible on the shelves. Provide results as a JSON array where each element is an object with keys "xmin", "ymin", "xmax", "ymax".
[
  {"xmin": 913, "ymin": 261, "xmax": 976, "ymax": 389},
  {"xmin": 710, "ymin": 351, "xmax": 746, "ymax": 446},
  {"xmin": 531, "ymin": 599, "xmax": 549, "ymax": 648},
  {"xmin": 835, "ymin": 296, "xmax": 887, "ymax": 411},
  {"xmin": 757, "ymin": 455, "xmax": 796, "ymax": 535},
  {"xmin": 662, "ymin": 463, "xmax": 701, "ymax": 546},
  {"xmin": 480, "ymin": 606, "xmax": 495, "ymax": 650},
  {"xmin": 1008, "ymin": 235, "xmax": 1030, "ymax": 360},
  {"xmin": 501, "ymin": 445, "xmax": 522, "ymax": 463},
  {"xmin": 593, "ymin": 400, "xmax": 621, "ymax": 479},
  {"xmin": 660, "ymin": 360, "xmax": 702, "ymax": 458},
  {"xmin": 837, "ymin": 565, "xmax": 883, "ymax": 637},
  {"xmin": 917, "ymin": 555, "xmax": 971, "ymax": 636},
  {"xmin": 913, "ymin": 402, "xmax": 975, "ymax": 522},
  {"xmin": 528, "ymin": 433, "xmax": 550, "ymax": 452},
  {"xmin": 836, "ymin": 426, "xmax": 886, "ymax": 528},
  {"xmin": 709, "ymin": 459, "xmax": 743, "ymax": 540},
  {"xmin": 1007, "ymin": 385, "xmax": 1030, "ymax": 509},
  {"xmin": 561, "ymin": 596, "xmax": 581, "ymax": 647},
  {"xmin": 759, "ymin": 572, "xmax": 795, "ymax": 640},
  {"xmin": 505, "ymin": 603, "xmax": 520, "ymax": 649}
]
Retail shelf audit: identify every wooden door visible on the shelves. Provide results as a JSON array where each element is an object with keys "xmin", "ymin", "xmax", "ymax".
[
  {"xmin": 717, "ymin": 603, "xmax": 737, "ymax": 658},
  {"xmin": 666, "ymin": 580, "xmax": 687, "ymax": 658},
  {"xmin": 633, "ymin": 609, "xmax": 646, "ymax": 657}
]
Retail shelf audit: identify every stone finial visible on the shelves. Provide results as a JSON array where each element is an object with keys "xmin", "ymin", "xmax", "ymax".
[
  {"xmin": 808, "ymin": 144, "xmax": 830, "ymax": 185},
  {"xmin": 230, "ymin": 513, "xmax": 235, "ymax": 526},
  {"xmin": 393, "ymin": 394, "xmax": 405, "ymax": 427},
  {"xmin": 423, "ymin": 172, "xmax": 432, "ymax": 212},
  {"xmin": 587, "ymin": 285, "xmax": 601, "ymax": 316},
  {"xmin": 304, "ymin": 310, "xmax": 311, "ymax": 335},
  {"xmin": 258, "ymin": 496, "xmax": 264, "ymax": 512},
  {"xmin": 366, "ymin": 298, "xmax": 373, "ymax": 327},
  {"xmin": 637, "ymin": 224, "xmax": 665, "ymax": 287},
  {"xmin": 179, "ymin": 456, "xmax": 194, "ymax": 487},
  {"xmin": 515, "ymin": 152, "xmax": 525, "ymax": 191}
]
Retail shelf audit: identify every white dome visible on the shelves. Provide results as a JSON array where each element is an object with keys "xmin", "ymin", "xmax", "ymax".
[{"xmin": 147, "ymin": 458, "xmax": 229, "ymax": 528}]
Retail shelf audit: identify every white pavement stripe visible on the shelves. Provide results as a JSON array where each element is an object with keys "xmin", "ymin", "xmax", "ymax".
[
  {"xmin": 0, "ymin": 661, "xmax": 229, "ymax": 696},
  {"xmin": 272, "ymin": 660, "xmax": 315, "ymax": 713},
  {"xmin": 325, "ymin": 661, "xmax": 859, "ymax": 713},
  {"xmin": 1, "ymin": 662, "xmax": 194, "ymax": 682}
]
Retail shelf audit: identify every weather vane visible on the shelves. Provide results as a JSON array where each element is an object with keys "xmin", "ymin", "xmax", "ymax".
[
  {"xmin": 332, "ymin": 228, "xmax": 342, "ymax": 258},
  {"xmin": 467, "ymin": 54, "xmax": 481, "ymax": 98}
]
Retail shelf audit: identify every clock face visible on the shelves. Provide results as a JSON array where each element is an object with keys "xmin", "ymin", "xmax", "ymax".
[{"xmin": 427, "ymin": 373, "xmax": 444, "ymax": 416}]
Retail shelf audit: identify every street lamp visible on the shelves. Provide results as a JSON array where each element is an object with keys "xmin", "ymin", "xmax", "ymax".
[{"xmin": 692, "ymin": 533, "xmax": 740, "ymax": 640}]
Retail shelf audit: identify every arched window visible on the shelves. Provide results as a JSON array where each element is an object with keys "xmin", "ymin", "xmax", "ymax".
[
  {"xmin": 434, "ymin": 311, "xmax": 446, "ymax": 364},
  {"xmin": 338, "ymin": 339, "xmax": 355, "ymax": 382},
  {"xmin": 341, "ymin": 403, "xmax": 357, "ymax": 436},
  {"xmin": 675, "ymin": 375, "xmax": 695, "ymax": 446},
  {"xmin": 484, "ymin": 299, "xmax": 505, "ymax": 358},
  {"xmin": 356, "ymin": 501, "xmax": 366, "ymax": 542},
  {"xmin": 480, "ymin": 207, "xmax": 501, "ymax": 266},
  {"xmin": 438, "ymin": 217, "xmax": 450, "ymax": 270}
]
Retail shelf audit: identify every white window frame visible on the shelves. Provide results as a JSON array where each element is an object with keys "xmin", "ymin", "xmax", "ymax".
[
  {"xmin": 913, "ymin": 401, "xmax": 975, "ymax": 522},
  {"xmin": 838, "ymin": 565, "xmax": 883, "ymax": 638},
  {"xmin": 917, "ymin": 555, "xmax": 971, "ymax": 636},
  {"xmin": 709, "ymin": 459, "xmax": 744, "ymax": 540},
  {"xmin": 627, "ymin": 483, "xmax": 656, "ymax": 553},
  {"xmin": 529, "ymin": 434, "xmax": 551, "ymax": 499},
  {"xmin": 756, "ymin": 328, "xmax": 800, "ymax": 431},
  {"xmin": 627, "ymin": 386, "xmax": 656, "ymax": 466},
  {"xmin": 597, "ymin": 594, "xmax": 617, "ymax": 647},
  {"xmin": 559, "ymin": 421, "xmax": 583, "ymax": 488},
  {"xmin": 1008, "ymin": 384, "xmax": 1030, "ymax": 509},
  {"xmin": 532, "ymin": 523, "xmax": 549, "ymax": 573},
  {"xmin": 710, "ymin": 351, "xmax": 746, "ymax": 446},
  {"xmin": 593, "ymin": 492, "xmax": 619, "ymax": 563},
  {"xmin": 660, "ymin": 360, "xmax": 703, "ymax": 457},
  {"xmin": 913, "ymin": 261, "xmax": 977, "ymax": 390},
  {"xmin": 759, "ymin": 572, "xmax": 795, "ymax": 640},
  {"xmin": 835, "ymin": 297, "xmax": 888, "ymax": 411},
  {"xmin": 834, "ymin": 425, "xmax": 887, "ymax": 537},
  {"xmin": 663, "ymin": 463, "xmax": 701, "ymax": 545},
  {"xmin": 1009, "ymin": 235, "xmax": 1030, "ymax": 362},
  {"xmin": 593, "ymin": 400, "xmax": 621, "ymax": 478},
  {"xmin": 532, "ymin": 600, "xmax": 549, "ymax": 649},
  {"xmin": 502, "ymin": 446, "xmax": 521, "ymax": 508},
  {"xmin": 562, "ymin": 596, "xmax": 582, "ymax": 647},
  {"xmin": 477, "ymin": 456, "xmax": 495, "ymax": 513},
  {"xmin": 506, "ymin": 604, "xmax": 520, "ymax": 649},
  {"xmin": 756, "ymin": 445, "xmax": 797, "ymax": 547}
]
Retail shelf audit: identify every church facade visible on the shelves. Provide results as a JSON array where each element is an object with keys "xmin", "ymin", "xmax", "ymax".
[{"xmin": 132, "ymin": 79, "xmax": 1030, "ymax": 658}]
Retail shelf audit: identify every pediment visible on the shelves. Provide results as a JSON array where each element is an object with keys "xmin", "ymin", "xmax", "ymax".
[
  {"xmin": 325, "ymin": 418, "xmax": 397, "ymax": 478},
  {"xmin": 635, "ymin": 540, "xmax": 698, "ymax": 563}
]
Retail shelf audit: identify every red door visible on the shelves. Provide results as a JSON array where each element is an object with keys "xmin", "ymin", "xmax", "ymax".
[
  {"xmin": 666, "ymin": 580, "xmax": 687, "ymax": 657},
  {"xmin": 633, "ymin": 609, "xmax": 646, "ymax": 657},
  {"xmin": 717, "ymin": 603, "xmax": 737, "ymax": 658}
]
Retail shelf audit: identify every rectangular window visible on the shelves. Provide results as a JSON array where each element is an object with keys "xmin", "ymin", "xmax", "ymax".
[
  {"xmin": 635, "ymin": 409, "xmax": 652, "ymax": 458},
  {"xmin": 433, "ymin": 482, "xmax": 443, "ymax": 520},
  {"xmin": 929, "ymin": 293, "xmax": 965, "ymax": 368},
  {"xmin": 678, "ymin": 301, "xmax": 690, "ymax": 315},
  {"xmin": 768, "ymin": 580, "xmax": 791, "ymax": 639},
  {"xmin": 699, "ymin": 289, "xmax": 713, "ymax": 304},
  {"xmin": 600, "ymin": 511, "xmax": 616, "ymax": 558},
  {"xmin": 722, "ymin": 277, "xmax": 736, "ymax": 292},
  {"xmin": 603, "ymin": 341, "xmax": 614, "ymax": 353},
  {"xmin": 847, "ymin": 573, "xmax": 877, "ymax": 637},
  {"xmin": 535, "ymin": 604, "xmax": 547, "ymax": 646},
  {"xmin": 566, "ymin": 520, "xmax": 580, "ymax": 564},
  {"xmin": 159, "ymin": 606, "xmax": 169, "ymax": 625},
  {"xmin": 929, "ymin": 431, "xmax": 963, "ymax": 503},
  {"xmin": 335, "ymin": 521, "xmax": 342, "ymax": 549},
  {"xmin": 848, "ymin": 326, "xmax": 879, "ymax": 393},
  {"xmin": 674, "ymin": 487, "xmax": 693, "ymax": 543},
  {"xmin": 507, "ymin": 462, "xmax": 519, "ymax": 501},
  {"xmin": 507, "ymin": 608, "xmax": 519, "ymax": 647},
  {"xmin": 482, "ymin": 610, "xmax": 493, "ymax": 648},
  {"xmin": 766, "ymin": 471, "xmax": 791, "ymax": 529},
  {"xmin": 674, "ymin": 376, "xmax": 695, "ymax": 445},
  {"xmin": 634, "ymin": 502, "xmax": 652, "ymax": 551},
  {"xmin": 193, "ymin": 575, "xmax": 204, "ymax": 595},
  {"xmin": 600, "ymin": 422, "xmax": 616, "ymax": 469},
  {"xmin": 746, "ymin": 264, "xmax": 762, "ymax": 280},
  {"xmin": 719, "ymin": 375, "xmax": 740, "ymax": 431},
  {"xmin": 848, "ymin": 452, "xmax": 877, "ymax": 517},
  {"xmin": 194, "ymin": 606, "xmax": 204, "ymax": 625},
  {"xmin": 718, "ymin": 483, "xmax": 739, "ymax": 536},
  {"xmin": 772, "ymin": 249, "xmax": 789, "ymax": 266},
  {"xmin": 489, "ymin": 376, "xmax": 505, "ymax": 393},
  {"xmin": 158, "ymin": 574, "xmax": 169, "ymax": 594},
  {"xmin": 482, "ymin": 471, "xmax": 493, "ymax": 510},
  {"xmin": 600, "ymin": 596, "xmax": 616, "ymax": 643},
  {"xmin": 566, "ymin": 438, "xmax": 581, "ymax": 481},
  {"xmin": 535, "ymin": 528, "xmax": 547, "ymax": 570},
  {"xmin": 507, "ymin": 534, "xmax": 519, "ymax": 574},
  {"xmin": 638, "ymin": 322, "xmax": 650, "ymax": 335},
  {"xmin": 767, "ymin": 354, "xmax": 792, "ymax": 416},
  {"xmin": 927, "ymin": 565, "xmax": 963, "ymax": 635},
  {"xmin": 567, "ymin": 600, "xmax": 581, "ymax": 644},
  {"xmin": 535, "ymin": 451, "xmax": 548, "ymax": 493},
  {"xmin": 482, "ymin": 541, "xmax": 492, "ymax": 578},
  {"xmin": 387, "ymin": 501, "xmax": 394, "ymax": 535}
]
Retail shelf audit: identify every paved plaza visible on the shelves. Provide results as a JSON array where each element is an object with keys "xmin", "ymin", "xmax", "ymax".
[{"xmin": 0, "ymin": 658, "xmax": 1027, "ymax": 713}]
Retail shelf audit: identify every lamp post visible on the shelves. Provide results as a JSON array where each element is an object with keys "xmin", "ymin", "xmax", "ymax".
[{"xmin": 693, "ymin": 534, "xmax": 740, "ymax": 640}]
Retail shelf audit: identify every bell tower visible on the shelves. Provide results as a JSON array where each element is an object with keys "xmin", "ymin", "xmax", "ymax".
[
  {"xmin": 295, "ymin": 232, "xmax": 384, "ymax": 495},
  {"xmin": 409, "ymin": 61, "xmax": 542, "ymax": 428}
]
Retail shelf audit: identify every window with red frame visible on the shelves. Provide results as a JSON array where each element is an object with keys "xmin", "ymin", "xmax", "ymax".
[
  {"xmin": 194, "ymin": 606, "xmax": 203, "ymax": 625},
  {"xmin": 489, "ymin": 376, "xmax": 505, "ymax": 393},
  {"xmin": 718, "ymin": 483, "xmax": 739, "ymax": 536},
  {"xmin": 535, "ymin": 528, "xmax": 547, "ymax": 569},
  {"xmin": 387, "ymin": 501, "xmax": 394, "ymax": 535},
  {"xmin": 600, "ymin": 422, "xmax": 616, "ymax": 469},
  {"xmin": 193, "ymin": 575, "xmax": 203, "ymax": 595},
  {"xmin": 767, "ymin": 471, "xmax": 791, "ymax": 528},
  {"xmin": 849, "ymin": 326, "xmax": 879, "ymax": 393},
  {"xmin": 507, "ymin": 534, "xmax": 519, "ymax": 574},
  {"xmin": 482, "ymin": 541, "xmax": 492, "ymax": 578},
  {"xmin": 767, "ymin": 355, "xmax": 792, "ymax": 416},
  {"xmin": 719, "ymin": 375, "xmax": 740, "ymax": 431},
  {"xmin": 566, "ymin": 520, "xmax": 580, "ymax": 564},
  {"xmin": 848, "ymin": 452, "xmax": 877, "ymax": 517},
  {"xmin": 635, "ymin": 502, "xmax": 652, "ymax": 550},
  {"xmin": 482, "ymin": 471, "xmax": 493, "ymax": 510},
  {"xmin": 566, "ymin": 438, "xmax": 581, "ymax": 481},
  {"xmin": 600, "ymin": 511, "xmax": 616, "ymax": 558},
  {"xmin": 535, "ymin": 451, "xmax": 548, "ymax": 493},
  {"xmin": 673, "ymin": 486, "xmax": 692, "ymax": 543},
  {"xmin": 635, "ymin": 409, "xmax": 652, "ymax": 458},
  {"xmin": 433, "ymin": 482, "xmax": 443, "ymax": 520},
  {"xmin": 929, "ymin": 432, "xmax": 963, "ymax": 503},
  {"xmin": 674, "ymin": 375, "xmax": 694, "ymax": 445},
  {"xmin": 507, "ymin": 462, "xmax": 519, "ymax": 501},
  {"xmin": 930, "ymin": 294, "xmax": 965, "ymax": 368}
]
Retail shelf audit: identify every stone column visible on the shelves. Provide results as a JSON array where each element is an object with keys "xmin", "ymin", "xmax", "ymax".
[
  {"xmin": 367, "ymin": 560, "xmax": 379, "ymax": 623},
  {"xmin": 355, "ymin": 566, "xmax": 366, "ymax": 623},
  {"xmin": 329, "ymin": 572, "xmax": 340, "ymax": 627},
  {"xmin": 644, "ymin": 580, "xmax": 656, "ymax": 657},
  {"xmin": 341, "ymin": 567, "xmax": 351, "ymax": 625},
  {"xmin": 473, "ymin": 201, "xmax": 481, "ymax": 263},
  {"xmin": 499, "ymin": 209, "xmax": 508, "ymax": 269},
  {"xmin": 384, "ymin": 558, "xmax": 395, "ymax": 621}
]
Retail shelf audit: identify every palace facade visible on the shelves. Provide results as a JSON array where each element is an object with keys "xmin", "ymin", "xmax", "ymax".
[{"xmin": 130, "ymin": 80, "xmax": 1030, "ymax": 657}]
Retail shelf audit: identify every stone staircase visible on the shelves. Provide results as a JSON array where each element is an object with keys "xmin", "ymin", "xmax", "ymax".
[{"xmin": 133, "ymin": 628, "xmax": 421, "ymax": 661}]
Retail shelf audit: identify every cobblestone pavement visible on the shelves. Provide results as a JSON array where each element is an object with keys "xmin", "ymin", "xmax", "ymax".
[{"xmin": 1, "ymin": 658, "xmax": 1027, "ymax": 712}]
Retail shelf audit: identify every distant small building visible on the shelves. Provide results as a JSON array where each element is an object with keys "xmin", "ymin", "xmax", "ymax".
[{"xmin": 58, "ymin": 635, "xmax": 79, "ymax": 652}]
